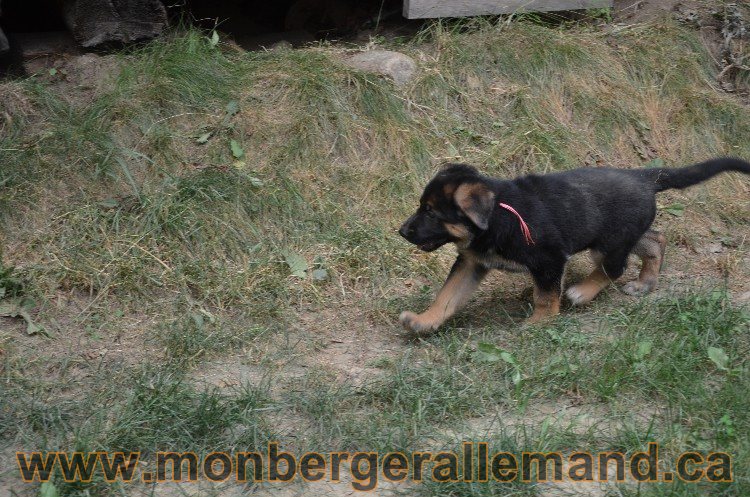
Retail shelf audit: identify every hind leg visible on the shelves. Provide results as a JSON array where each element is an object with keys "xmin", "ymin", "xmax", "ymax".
[
  {"xmin": 566, "ymin": 247, "xmax": 633, "ymax": 305},
  {"xmin": 622, "ymin": 230, "xmax": 667, "ymax": 296},
  {"xmin": 566, "ymin": 251, "xmax": 610, "ymax": 305}
]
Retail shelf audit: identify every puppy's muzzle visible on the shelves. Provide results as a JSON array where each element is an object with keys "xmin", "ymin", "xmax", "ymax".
[{"xmin": 398, "ymin": 216, "xmax": 416, "ymax": 241}]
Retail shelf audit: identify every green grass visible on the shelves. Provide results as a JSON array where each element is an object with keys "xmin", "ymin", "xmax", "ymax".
[
  {"xmin": 1, "ymin": 11, "xmax": 750, "ymax": 496},
  {"xmin": 5, "ymin": 18, "xmax": 749, "ymax": 313}
]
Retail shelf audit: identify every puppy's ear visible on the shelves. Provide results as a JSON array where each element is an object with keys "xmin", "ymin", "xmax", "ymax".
[
  {"xmin": 455, "ymin": 182, "xmax": 495, "ymax": 230},
  {"xmin": 441, "ymin": 163, "xmax": 479, "ymax": 176}
]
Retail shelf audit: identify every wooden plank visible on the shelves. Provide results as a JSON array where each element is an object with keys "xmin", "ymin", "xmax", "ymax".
[{"xmin": 404, "ymin": 0, "xmax": 612, "ymax": 19}]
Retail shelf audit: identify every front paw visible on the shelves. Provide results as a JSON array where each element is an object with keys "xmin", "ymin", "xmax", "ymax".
[
  {"xmin": 622, "ymin": 280, "xmax": 655, "ymax": 296},
  {"xmin": 399, "ymin": 311, "xmax": 439, "ymax": 334},
  {"xmin": 525, "ymin": 309, "xmax": 559, "ymax": 325},
  {"xmin": 565, "ymin": 285, "xmax": 588, "ymax": 306}
]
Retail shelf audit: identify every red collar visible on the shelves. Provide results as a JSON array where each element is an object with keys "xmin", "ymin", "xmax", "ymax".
[{"xmin": 499, "ymin": 203, "xmax": 535, "ymax": 245}]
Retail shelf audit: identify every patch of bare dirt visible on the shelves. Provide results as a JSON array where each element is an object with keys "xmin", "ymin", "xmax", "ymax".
[
  {"xmin": 193, "ymin": 304, "xmax": 401, "ymax": 391},
  {"xmin": 0, "ymin": 80, "xmax": 33, "ymax": 123},
  {"xmin": 438, "ymin": 399, "xmax": 666, "ymax": 497},
  {"xmin": 6, "ymin": 48, "xmax": 122, "ymax": 107},
  {"xmin": 0, "ymin": 288, "xmax": 166, "ymax": 392},
  {"xmin": 613, "ymin": 0, "xmax": 750, "ymax": 96},
  {"xmin": 121, "ymin": 468, "xmax": 409, "ymax": 497},
  {"xmin": 43, "ymin": 53, "xmax": 123, "ymax": 106},
  {"xmin": 613, "ymin": 0, "xmax": 710, "ymax": 25},
  {"xmin": 290, "ymin": 307, "xmax": 401, "ymax": 386},
  {"xmin": 55, "ymin": 292, "xmax": 162, "ymax": 360},
  {"xmin": 0, "ymin": 446, "xmax": 33, "ymax": 497},
  {"xmin": 250, "ymin": 468, "xmax": 409, "ymax": 497},
  {"xmin": 614, "ymin": 0, "xmax": 680, "ymax": 24}
]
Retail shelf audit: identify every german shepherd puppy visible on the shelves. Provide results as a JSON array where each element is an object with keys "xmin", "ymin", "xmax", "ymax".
[{"xmin": 398, "ymin": 158, "xmax": 750, "ymax": 333}]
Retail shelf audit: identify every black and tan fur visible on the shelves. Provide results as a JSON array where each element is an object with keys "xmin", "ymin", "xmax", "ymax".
[{"xmin": 398, "ymin": 158, "xmax": 750, "ymax": 333}]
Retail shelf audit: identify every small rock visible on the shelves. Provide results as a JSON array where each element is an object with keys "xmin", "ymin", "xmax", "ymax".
[
  {"xmin": 269, "ymin": 40, "xmax": 293, "ymax": 51},
  {"xmin": 720, "ymin": 80, "xmax": 736, "ymax": 93},
  {"xmin": 343, "ymin": 50, "xmax": 417, "ymax": 87},
  {"xmin": 465, "ymin": 73, "xmax": 482, "ymax": 90},
  {"xmin": 674, "ymin": 7, "xmax": 700, "ymax": 27},
  {"xmin": 705, "ymin": 242, "xmax": 724, "ymax": 254},
  {"xmin": 0, "ymin": 27, "xmax": 9, "ymax": 55}
]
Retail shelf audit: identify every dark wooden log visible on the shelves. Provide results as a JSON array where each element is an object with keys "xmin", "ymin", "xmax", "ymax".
[
  {"xmin": 0, "ymin": 1, "xmax": 8, "ymax": 55},
  {"xmin": 60, "ymin": 0, "xmax": 167, "ymax": 48}
]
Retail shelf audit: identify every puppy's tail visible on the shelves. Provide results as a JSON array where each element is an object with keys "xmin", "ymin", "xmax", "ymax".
[{"xmin": 647, "ymin": 157, "xmax": 750, "ymax": 192}]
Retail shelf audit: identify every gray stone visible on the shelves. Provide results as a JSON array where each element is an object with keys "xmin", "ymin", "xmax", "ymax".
[
  {"xmin": 31, "ymin": 53, "xmax": 123, "ymax": 106},
  {"xmin": 61, "ymin": 0, "xmax": 167, "ymax": 48},
  {"xmin": 343, "ymin": 50, "xmax": 417, "ymax": 87},
  {"xmin": 269, "ymin": 40, "xmax": 294, "ymax": 51},
  {"xmin": 0, "ymin": 29, "xmax": 8, "ymax": 56}
]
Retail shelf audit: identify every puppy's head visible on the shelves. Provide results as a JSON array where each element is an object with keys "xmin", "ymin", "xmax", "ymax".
[{"xmin": 399, "ymin": 164, "xmax": 496, "ymax": 251}]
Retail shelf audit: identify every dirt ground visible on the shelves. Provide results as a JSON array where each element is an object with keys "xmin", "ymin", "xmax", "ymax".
[{"xmin": 614, "ymin": 0, "xmax": 693, "ymax": 23}]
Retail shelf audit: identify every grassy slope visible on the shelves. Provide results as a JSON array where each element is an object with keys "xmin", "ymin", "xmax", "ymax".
[{"xmin": 1, "ymin": 16, "xmax": 749, "ymax": 497}]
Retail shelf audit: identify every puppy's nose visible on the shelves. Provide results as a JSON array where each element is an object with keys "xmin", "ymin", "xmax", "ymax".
[{"xmin": 398, "ymin": 223, "xmax": 413, "ymax": 239}]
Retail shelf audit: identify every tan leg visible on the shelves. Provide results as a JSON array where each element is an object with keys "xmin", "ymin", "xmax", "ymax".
[
  {"xmin": 527, "ymin": 285, "xmax": 561, "ymax": 323},
  {"xmin": 400, "ymin": 256, "xmax": 486, "ymax": 334},
  {"xmin": 623, "ymin": 230, "xmax": 667, "ymax": 296},
  {"xmin": 566, "ymin": 251, "xmax": 611, "ymax": 305}
]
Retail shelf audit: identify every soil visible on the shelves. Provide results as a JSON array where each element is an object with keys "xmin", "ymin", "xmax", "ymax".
[{"xmin": 613, "ymin": 0, "xmax": 695, "ymax": 24}]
